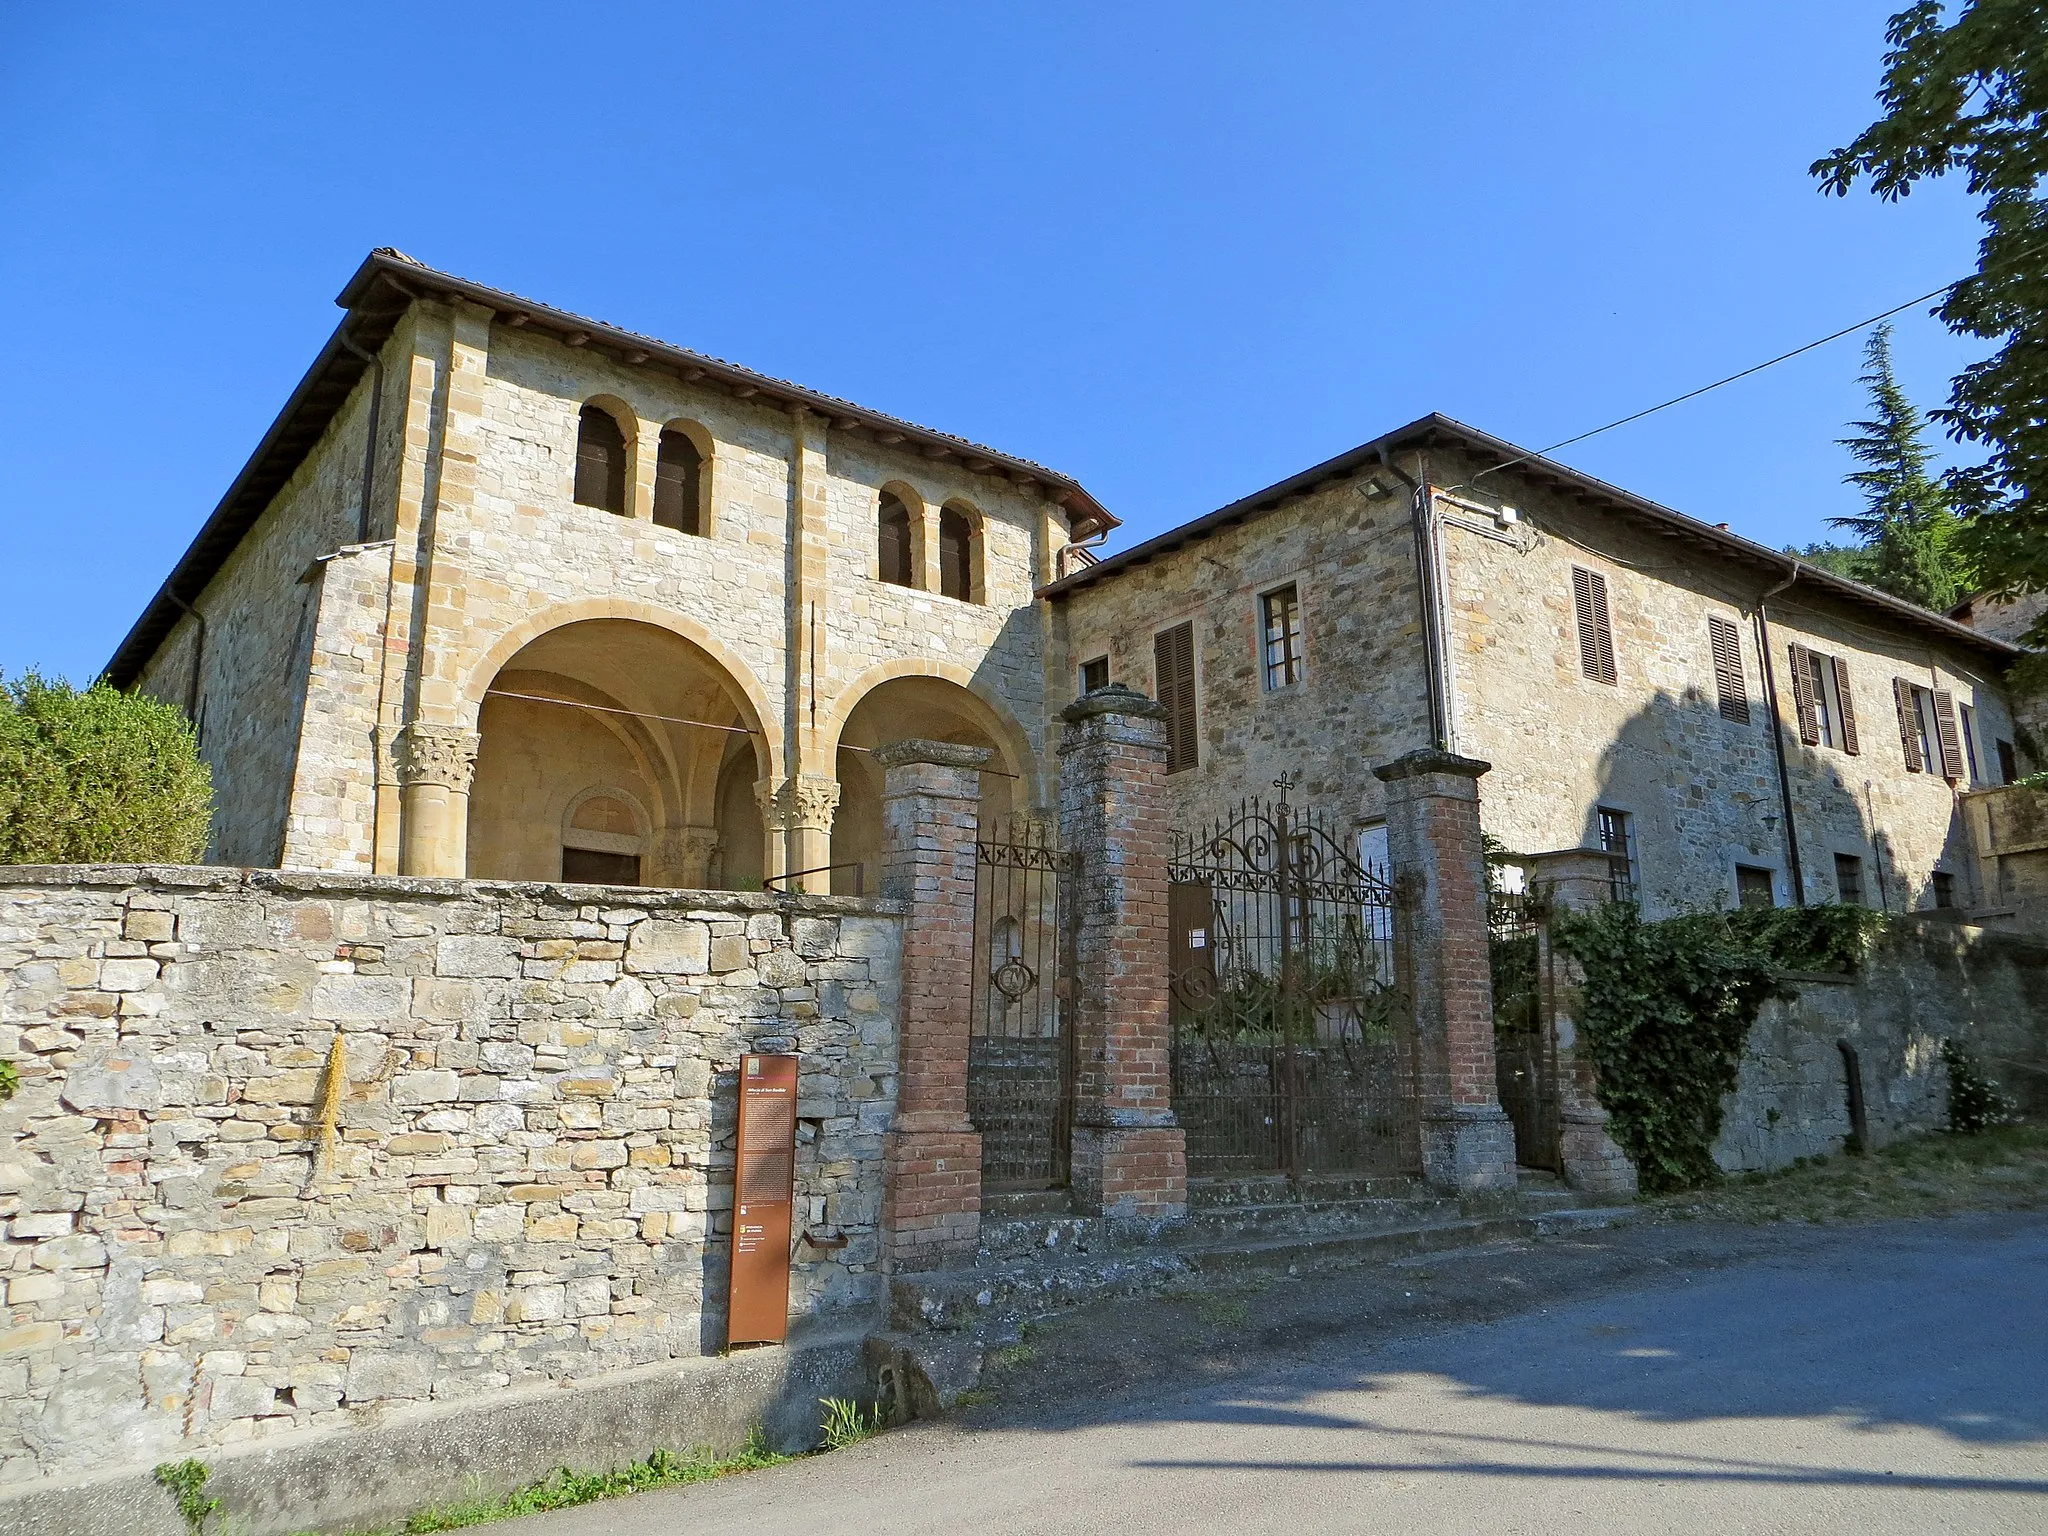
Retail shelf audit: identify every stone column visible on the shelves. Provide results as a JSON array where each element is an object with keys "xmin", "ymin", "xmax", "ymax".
[
  {"xmin": 1058, "ymin": 686, "xmax": 1187, "ymax": 1221},
  {"xmin": 395, "ymin": 722, "xmax": 479, "ymax": 878},
  {"xmin": 756, "ymin": 776, "xmax": 840, "ymax": 893},
  {"xmin": 1526, "ymin": 847, "xmax": 1639, "ymax": 1199},
  {"xmin": 651, "ymin": 826, "xmax": 720, "ymax": 890},
  {"xmin": 1373, "ymin": 749, "xmax": 1516, "ymax": 1194},
  {"xmin": 876, "ymin": 739, "xmax": 988, "ymax": 1271}
]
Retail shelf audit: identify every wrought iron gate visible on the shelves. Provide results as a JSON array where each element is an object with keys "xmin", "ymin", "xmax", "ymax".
[
  {"xmin": 968, "ymin": 817, "xmax": 1072, "ymax": 1189},
  {"xmin": 1489, "ymin": 886, "xmax": 1559, "ymax": 1171},
  {"xmin": 1168, "ymin": 783, "xmax": 1415, "ymax": 1178}
]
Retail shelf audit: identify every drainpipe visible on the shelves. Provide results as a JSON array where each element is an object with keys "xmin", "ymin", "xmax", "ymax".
[
  {"xmin": 337, "ymin": 326, "xmax": 384, "ymax": 544},
  {"xmin": 1377, "ymin": 448, "xmax": 1451, "ymax": 752},
  {"xmin": 161, "ymin": 584, "xmax": 208, "ymax": 737},
  {"xmin": 1752, "ymin": 562, "xmax": 1806, "ymax": 906}
]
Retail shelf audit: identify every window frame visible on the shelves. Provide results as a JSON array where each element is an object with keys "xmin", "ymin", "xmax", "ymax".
[
  {"xmin": 1259, "ymin": 583, "xmax": 1305, "ymax": 691},
  {"xmin": 1960, "ymin": 702, "xmax": 1981, "ymax": 784},
  {"xmin": 1596, "ymin": 805, "xmax": 1637, "ymax": 902},
  {"xmin": 652, "ymin": 421, "xmax": 710, "ymax": 537},
  {"xmin": 1832, "ymin": 851, "xmax": 1866, "ymax": 908},
  {"xmin": 1153, "ymin": 618, "xmax": 1200, "ymax": 776},
  {"xmin": 876, "ymin": 491, "xmax": 917, "ymax": 588},
  {"xmin": 937, "ymin": 502, "xmax": 979, "ymax": 603},
  {"xmin": 1079, "ymin": 655, "xmax": 1110, "ymax": 694},
  {"xmin": 572, "ymin": 402, "xmax": 631, "ymax": 516},
  {"xmin": 1734, "ymin": 863, "xmax": 1777, "ymax": 910}
]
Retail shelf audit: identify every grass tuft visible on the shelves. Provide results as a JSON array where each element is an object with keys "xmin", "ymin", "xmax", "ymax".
[
  {"xmin": 818, "ymin": 1397, "xmax": 884, "ymax": 1450},
  {"xmin": 396, "ymin": 1434, "xmax": 788, "ymax": 1532},
  {"xmin": 1657, "ymin": 1122, "xmax": 2048, "ymax": 1225}
]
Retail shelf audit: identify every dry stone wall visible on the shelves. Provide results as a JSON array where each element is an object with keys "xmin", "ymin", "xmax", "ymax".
[{"xmin": 0, "ymin": 868, "xmax": 899, "ymax": 1485}]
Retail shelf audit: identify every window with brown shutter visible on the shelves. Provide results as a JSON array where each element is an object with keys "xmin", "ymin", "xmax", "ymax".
[
  {"xmin": 1708, "ymin": 615, "xmax": 1749, "ymax": 723},
  {"xmin": 1932, "ymin": 688, "xmax": 1966, "ymax": 779},
  {"xmin": 938, "ymin": 507, "xmax": 973, "ymax": 601},
  {"xmin": 1831, "ymin": 654, "xmax": 1860, "ymax": 755},
  {"xmin": 652, "ymin": 427, "xmax": 702, "ymax": 535},
  {"xmin": 877, "ymin": 494, "xmax": 914, "ymax": 587},
  {"xmin": 574, "ymin": 404, "xmax": 629, "ymax": 514},
  {"xmin": 1572, "ymin": 567, "xmax": 1616, "ymax": 685},
  {"xmin": 1788, "ymin": 643, "xmax": 1820, "ymax": 745},
  {"xmin": 1155, "ymin": 622, "xmax": 1198, "ymax": 774},
  {"xmin": 1893, "ymin": 677, "xmax": 1925, "ymax": 772}
]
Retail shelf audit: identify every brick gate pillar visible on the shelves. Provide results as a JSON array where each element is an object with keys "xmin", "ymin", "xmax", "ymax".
[
  {"xmin": 1525, "ymin": 848, "xmax": 1638, "ymax": 1199},
  {"xmin": 876, "ymin": 739, "xmax": 990, "ymax": 1271},
  {"xmin": 1373, "ymin": 749, "xmax": 1517, "ymax": 1194},
  {"xmin": 1058, "ymin": 686, "xmax": 1187, "ymax": 1221}
]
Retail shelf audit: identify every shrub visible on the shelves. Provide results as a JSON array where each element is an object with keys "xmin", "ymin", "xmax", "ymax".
[
  {"xmin": 0, "ymin": 672, "xmax": 212, "ymax": 865},
  {"xmin": 1941, "ymin": 1040, "xmax": 2020, "ymax": 1134}
]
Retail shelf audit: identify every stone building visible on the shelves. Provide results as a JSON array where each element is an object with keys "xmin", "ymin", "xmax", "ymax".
[
  {"xmin": 107, "ymin": 250, "xmax": 1113, "ymax": 898},
  {"xmin": 106, "ymin": 255, "xmax": 2027, "ymax": 919},
  {"xmin": 1045, "ymin": 416, "xmax": 2029, "ymax": 918}
]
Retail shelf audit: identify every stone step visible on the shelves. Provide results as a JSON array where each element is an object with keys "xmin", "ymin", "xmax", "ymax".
[
  {"xmin": 898, "ymin": 1204, "xmax": 1635, "ymax": 1335},
  {"xmin": 976, "ymin": 1195, "xmax": 1461, "ymax": 1262},
  {"xmin": 981, "ymin": 1188, "xmax": 1077, "ymax": 1219},
  {"xmin": 1188, "ymin": 1172, "xmax": 1431, "ymax": 1209}
]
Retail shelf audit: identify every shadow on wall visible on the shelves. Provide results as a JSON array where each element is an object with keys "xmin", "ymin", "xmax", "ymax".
[{"xmin": 1576, "ymin": 685, "xmax": 1964, "ymax": 919}]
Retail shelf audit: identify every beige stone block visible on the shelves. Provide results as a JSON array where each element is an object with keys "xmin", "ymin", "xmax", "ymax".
[
  {"xmin": 7, "ymin": 1272, "xmax": 63, "ymax": 1304},
  {"xmin": 525, "ymin": 1213, "xmax": 578, "ymax": 1242},
  {"xmin": 124, "ymin": 910, "xmax": 176, "ymax": 943},
  {"xmin": 424, "ymin": 1205, "xmax": 471, "ymax": 1247},
  {"xmin": 708, "ymin": 935, "xmax": 749, "ymax": 973},
  {"xmin": 0, "ymin": 1322, "xmax": 63, "ymax": 1354}
]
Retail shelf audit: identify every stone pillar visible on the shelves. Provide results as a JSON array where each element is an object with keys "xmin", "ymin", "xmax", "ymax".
[
  {"xmin": 876, "ymin": 739, "xmax": 989, "ymax": 1271},
  {"xmin": 395, "ymin": 722, "xmax": 479, "ymax": 878},
  {"xmin": 755, "ymin": 776, "xmax": 840, "ymax": 893},
  {"xmin": 1526, "ymin": 847, "xmax": 1639, "ymax": 1199},
  {"xmin": 651, "ymin": 826, "xmax": 720, "ymax": 890},
  {"xmin": 1058, "ymin": 686, "xmax": 1187, "ymax": 1221},
  {"xmin": 1373, "ymin": 749, "xmax": 1516, "ymax": 1194}
]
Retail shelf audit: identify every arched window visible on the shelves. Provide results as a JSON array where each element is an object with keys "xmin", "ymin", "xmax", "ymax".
[
  {"xmin": 574, "ymin": 405, "xmax": 629, "ymax": 515},
  {"xmin": 939, "ymin": 506, "xmax": 974, "ymax": 601},
  {"xmin": 653, "ymin": 427, "xmax": 703, "ymax": 535},
  {"xmin": 878, "ymin": 493, "xmax": 915, "ymax": 587},
  {"xmin": 562, "ymin": 792, "xmax": 643, "ymax": 885}
]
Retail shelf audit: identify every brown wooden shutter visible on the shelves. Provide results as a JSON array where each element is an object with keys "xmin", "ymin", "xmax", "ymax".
[
  {"xmin": 1708, "ymin": 615, "xmax": 1749, "ymax": 722},
  {"xmin": 1831, "ymin": 654, "xmax": 1859, "ymax": 755},
  {"xmin": 1155, "ymin": 622, "xmax": 1198, "ymax": 774},
  {"xmin": 1932, "ymin": 688, "xmax": 1966, "ymax": 778},
  {"xmin": 1893, "ymin": 677, "xmax": 1924, "ymax": 772},
  {"xmin": 1787, "ymin": 643, "xmax": 1819, "ymax": 745},
  {"xmin": 1572, "ymin": 567, "xmax": 1616, "ymax": 685}
]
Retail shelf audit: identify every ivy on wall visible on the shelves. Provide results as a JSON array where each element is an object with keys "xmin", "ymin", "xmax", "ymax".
[{"xmin": 1553, "ymin": 902, "xmax": 1886, "ymax": 1194}]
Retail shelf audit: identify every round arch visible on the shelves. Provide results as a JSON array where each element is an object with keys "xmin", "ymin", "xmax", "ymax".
[
  {"xmin": 458, "ymin": 596, "xmax": 782, "ymax": 778},
  {"xmin": 819, "ymin": 657, "xmax": 1042, "ymax": 809}
]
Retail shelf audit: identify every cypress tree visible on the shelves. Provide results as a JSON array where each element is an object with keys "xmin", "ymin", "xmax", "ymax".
[{"xmin": 1829, "ymin": 323, "xmax": 1966, "ymax": 611}]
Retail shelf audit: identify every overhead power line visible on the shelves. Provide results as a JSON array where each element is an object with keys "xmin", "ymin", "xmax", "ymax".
[{"xmin": 1468, "ymin": 236, "xmax": 2048, "ymax": 486}]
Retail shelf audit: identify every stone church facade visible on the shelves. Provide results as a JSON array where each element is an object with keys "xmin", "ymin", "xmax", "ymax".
[{"xmin": 111, "ymin": 253, "xmax": 2027, "ymax": 921}]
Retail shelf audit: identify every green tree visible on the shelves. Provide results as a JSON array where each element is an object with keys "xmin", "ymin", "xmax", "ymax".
[
  {"xmin": 1815, "ymin": 1, "xmax": 2048, "ymax": 638},
  {"xmin": 1830, "ymin": 323, "xmax": 1968, "ymax": 610},
  {"xmin": 0, "ymin": 673, "xmax": 213, "ymax": 865},
  {"xmin": 1786, "ymin": 540, "xmax": 1876, "ymax": 583}
]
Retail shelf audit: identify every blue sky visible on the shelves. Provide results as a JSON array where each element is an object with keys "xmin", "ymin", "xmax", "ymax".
[{"xmin": 0, "ymin": 2, "xmax": 1986, "ymax": 683}]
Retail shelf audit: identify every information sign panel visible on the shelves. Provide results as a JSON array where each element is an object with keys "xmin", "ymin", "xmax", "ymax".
[{"xmin": 726, "ymin": 1053, "xmax": 799, "ymax": 1346}]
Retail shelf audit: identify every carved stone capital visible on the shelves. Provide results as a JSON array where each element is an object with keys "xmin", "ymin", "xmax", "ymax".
[
  {"xmin": 754, "ymin": 775, "xmax": 841, "ymax": 833},
  {"xmin": 396, "ymin": 723, "xmax": 481, "ymax": 792}
]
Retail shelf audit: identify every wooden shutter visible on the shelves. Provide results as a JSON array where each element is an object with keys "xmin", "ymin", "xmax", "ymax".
[
  {"xmin": 1831, "ymin": 654, "xmax": 1859, "ymax": 755},
  {"xmin": 1708, "ymin": 615, "xmax": 1749, "ymax": 723},
  {"xmin": 652, "ymin": 429, "xmax": 701, "ymax": 535},
  {"xmin": 1572, "ymin": 567, "xmax": 1616, "ymax": 684},
  {"xmin": 1155, "ymin": 622, "xmax": 1198, "ymax": 774},
  {"xmin": 1787, "ymin": 643, "xmax": 1819, "ymax": 745},
  {"xmin": 1893, "ymin": 677, "xmax": 1924, "ymax": 772},
  {"xmin": 1932, "ymin": 688, "xmax": 1966, "ymax": 779}
]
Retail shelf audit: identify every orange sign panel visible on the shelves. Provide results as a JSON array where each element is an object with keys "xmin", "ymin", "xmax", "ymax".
[{"xmin": 727, "ymin": 1053, "xmax": 799, "ymax": 1346}]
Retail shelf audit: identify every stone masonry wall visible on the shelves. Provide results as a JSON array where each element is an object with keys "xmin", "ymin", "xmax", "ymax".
[
  {"xmin": 1052, "ymin": 472, "xmax": 1433, "ymax": 839},
  {"xmin": 136, "ymin": 369, "xmax": 389, "ymax": 870},
  {"xmin": 1714, "ymin": 918, "xmax": 2048, "ymax": 1171},
  {"xmin": 1435, "ymin": 447, "xmax": 2020, "ymax": 917},
  {"xmin": 0, "ymin": 867, "xmax": 899, "ymax": 1485}
]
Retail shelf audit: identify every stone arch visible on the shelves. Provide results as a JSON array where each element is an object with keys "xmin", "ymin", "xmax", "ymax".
[
  {"xmin": 819, "ymin": 657, "xmax": 1038, "ymax": 805},
  {"xmin": 458, "ymin": 596, "xmax": 780, "ymax": 775},
  {"xmin": 463, "ymin": 605, "xmax": 779, "ymax": 889},
  {"xmin": 876, "ymin": 480, "xmax": 927, "ymax": 587},
  {"xmin": 656, "ymin": 417, "xmax": 715, "ymax": 537},
  {"xmin": 823, "ymin": 659, "xmax": 1043, "ymax": 897},
  {"xmin": 938, "ymin": 497, "xmax": 984, "ymax": 603},
  {"xmin": 574, "ymin": 394, "xmax": 639, "ymax": 515}
]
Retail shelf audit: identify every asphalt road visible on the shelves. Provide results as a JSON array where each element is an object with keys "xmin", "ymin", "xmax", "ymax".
[{"xmin": 511, "ymin": 1214, "xmax": 2048, "ymax": 1534}]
